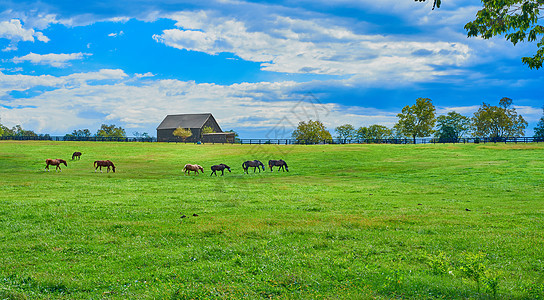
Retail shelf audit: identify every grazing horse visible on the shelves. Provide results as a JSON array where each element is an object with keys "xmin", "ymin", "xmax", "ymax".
[
  {"xmin": 72, "ymin": 152, "xmax": 82, "ymax": 160},
  {"xmin": 94, "ymin": 160, "xmax": 116, "ymax": 173},
  {"xmin": 183, "ymin": 164, "xmax": 204, "ymax": 175},
  {"xmin": 242, "ymin": 160, "xmax": 265, "ymax": 174},
  {"xmin": 45, "ymin": 159, "xmax": 67, "ymax": 171},
  {"xmin": 210, "ymin": 164, "xmax": 231, "ymax": 176},
  {"xmin": 268, "ymin": 159, "xmax": 289, "ymax": 172}
]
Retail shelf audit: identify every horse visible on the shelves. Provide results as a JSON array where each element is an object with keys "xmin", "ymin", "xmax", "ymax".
[
  {"xmin": 268, "ymin": 159, "xmax": 289, "ymax": 172},
  {"xmin": 210, "ymin": 164, "xmax": 231, "ymax": 176},
  {"xmin": 72, "ymin": 152, "xmax": 82, "ymax": 160},
  {"xmin": 242, "ymin": 160, "xmax": 265, "ymax": 173},
  {"xmin": 183, "ymin": 164, "xmax": 204, "ymax": 175},
  {"xmin": 94, "ymin": 160, "xmax": 116, "ymax": 173},
  {"xmin": 45, "ymin": 159, "xmax": 67, "ymax": 171}
]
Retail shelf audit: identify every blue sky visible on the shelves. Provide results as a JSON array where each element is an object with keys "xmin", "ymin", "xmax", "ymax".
[{"xmin": 0, "ymin": 0, "xmax": 542, "ymax": 138}]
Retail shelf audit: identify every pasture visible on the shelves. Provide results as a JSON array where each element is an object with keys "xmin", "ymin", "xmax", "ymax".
[{"xmin": 0, "ymin": 141, "xmax": 543, "ymax": 299}]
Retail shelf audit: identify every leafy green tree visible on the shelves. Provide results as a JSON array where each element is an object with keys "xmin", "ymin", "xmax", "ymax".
[
  {"xmin": 12, "ymin": 125, "xmax": 37, "ymax": 137},
  {"xmin": 533, "ymin": 107, "xmax": 544, "ymax": 138},
  {"xmin": 335, "ymin": 124, "xmax": 356, "ymax": 139},
  {"xmin": 96, "ymin": 124, "xmax": 126, "ymax": 138},
  {"xmin": 68, "ymin": 129, "xmax": 92, "ymax": 137},
  {"xmin": 418, "ymin": 0, "xmax": 544, "ymax": 69},
  {"xmin": 356, "ymin": 125, "xmax": 393, "ymax": 140},
  {"xmin": 292, "ymin": 120, "xmax": 332, "ymax": 143},
  {"xmin": 367, "ymin": 125, "xmax": 393, "ymax": 140},
  {"xmin": 355, "ymin": 126, "xmax": 369, "ymax": 139},
  {"xmin": 435, "ymin": 111, "xmax": 471, "ymax": 142},
  {"xmin": 201, "ymin": 126, "xmax": 215, "ymax": 134},
  {"xmin": 173, "ymin": 127, "xmax": 193, "ymax": 142},
  {"xmin": 471, "ymin": 97, "xmax": 528, "ymax": 138},
  {"xmin": 395, "ymin": 98, "xmax": 436, "ymax": 144}
]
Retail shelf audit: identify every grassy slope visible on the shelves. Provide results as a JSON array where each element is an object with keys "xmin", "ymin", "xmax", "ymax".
[{"xmin": 0, "ymin": 141, "xmax": 543, "ymax": 299}]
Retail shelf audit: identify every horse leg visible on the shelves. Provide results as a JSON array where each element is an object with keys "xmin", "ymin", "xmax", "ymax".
[{"xmin": 221, "ymin": 170, "xmax": 224, "ymax": 176}]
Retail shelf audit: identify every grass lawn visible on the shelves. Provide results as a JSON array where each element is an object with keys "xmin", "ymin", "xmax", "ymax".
[{"xmin": 0, "ymin": 141, "xmax": 543, "ymax": 299}]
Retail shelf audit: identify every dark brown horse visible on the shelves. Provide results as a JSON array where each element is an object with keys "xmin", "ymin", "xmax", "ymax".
[
  {"xmin": 72, "ymin": 152, "xmax": 82, "ymax": 160},
  {"xmin": 210, "ymin": 164, "xmax": 231, "ymax": 176},
  {"xmin": 268, "ymin": 159, "xmax": 289, "ymax": 172},
  {"xmin": 183, "ymin": 164, "xmax": 204, "ymax": 175},
  {"xmin": 94, "ymin": 160, "xmax": 116, "ymax": 173},
  {"xmin": 242, "ymin": 160, "xmax": 265, "ymax": 174},
  {"xmin": 45, "ymin": 159, "xmax": 67, "ymax": 171}
]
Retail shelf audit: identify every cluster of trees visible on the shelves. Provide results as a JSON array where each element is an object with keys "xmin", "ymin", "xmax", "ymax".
[
  {"xmin": 0, "ymin": 123, "xmax": 41, "ymax": 137},
  {"xmin": 64, "ymin": 124, "xmax": 127, "ymax": 139},
  {"xmin": 394, "ymin": 97, "xmax": 529, "ymax": 143},
  {"xmin": 292, "ymin": 97, "xmax": 542, "ymax": 143}
]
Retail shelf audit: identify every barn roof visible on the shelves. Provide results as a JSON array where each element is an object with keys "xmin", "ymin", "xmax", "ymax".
[{"xmin": 156, "ymin": 113, "xmax": 213, "ymax": 130}]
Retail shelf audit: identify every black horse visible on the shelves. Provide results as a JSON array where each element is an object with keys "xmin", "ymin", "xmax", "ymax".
[
  {"xmin": 268, "ymin": 159, "xmax": 289, "ymax": 172},
  {"xmin": 242, "ymin": 160, "xmax": 265, "ymax": 173},
  {"xmin": 211, "ymin": 164, "xmax": 231, "ymax": 176},
  {"xmin": 72, "ymin": 152, "xmax": 82, "ymax": 160}
]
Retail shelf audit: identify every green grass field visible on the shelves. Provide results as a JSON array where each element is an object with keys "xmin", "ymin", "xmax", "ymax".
[{"xmin": 1, "ymin": 141, "xmax": 543, "ymax": 299}]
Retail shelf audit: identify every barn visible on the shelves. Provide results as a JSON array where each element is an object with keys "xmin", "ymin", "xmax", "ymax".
[{"xmin": 156, "ymin": 113, "xmax": 234, "ymax": 143}]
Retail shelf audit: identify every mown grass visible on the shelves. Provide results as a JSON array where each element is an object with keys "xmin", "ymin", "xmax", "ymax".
[{"xmin": 0, "ymin": 141, "xmax": 543, "ymax": 299}]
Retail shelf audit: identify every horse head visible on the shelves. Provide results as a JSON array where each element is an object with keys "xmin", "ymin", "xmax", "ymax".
[
  {"xmin": 59, "ymin": 159, "xmax": 67, "ymax": 166},
  {"xmin": 198, "ymin": 165, "xmax": 204, "ymax": 173}
]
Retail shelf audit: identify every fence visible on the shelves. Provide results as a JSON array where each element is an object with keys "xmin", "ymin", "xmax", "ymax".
[{"xmin": 1, "ymin": 135, "xmax": 543, "ymax": 144}]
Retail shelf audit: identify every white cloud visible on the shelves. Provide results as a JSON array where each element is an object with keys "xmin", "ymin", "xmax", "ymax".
[
  {"xmin": 135, "ymin": 72, "xmax": 154, "ymax": 78},
  {"xmin": 108, "ymin": 31, "xmax": 124, "ymax": 37},
  {"xmin": 1, "ymin": 69, "xmax": 541, "ymax": 136},
  {"xmin": 0, "ymin": 69, "xmax": 128, "ymax": 97},
  {"xmin": 12, "ymin": 52, "xmax": 92, "ymax": 67},
  {"xmin": 0, "ymin": 19, "xmax": 49, "ymax": 51},
  {"xmin": 153, "ymin": 11, "xmax": 471, "ymax": 82}
]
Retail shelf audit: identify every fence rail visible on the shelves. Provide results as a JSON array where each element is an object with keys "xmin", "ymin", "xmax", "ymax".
[{"xmin": 1, "ymin": 135, "xmax": 543, "ymax": 144}]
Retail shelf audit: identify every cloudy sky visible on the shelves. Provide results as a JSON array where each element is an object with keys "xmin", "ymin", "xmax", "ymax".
[{"xmin": 0, "ymin": 0, "xmax": 542, "ymax": 138}]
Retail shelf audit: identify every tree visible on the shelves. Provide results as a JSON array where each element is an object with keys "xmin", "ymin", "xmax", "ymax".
[
  {"xmin": 292, "ymin": 120, "xmax": 332, "ymax": 143},
  {"xmin": 418, "ymin": 0, "xmax": 544, "ymax": 69},
  {"xmin": 96, "ymin": 124, "xmax": 126, "ymax": 138},
  {"xmin": 356, "ymin": 125, "xmax": 393, "ymax": 140},
  {"xmin": 535, "ymin": 107, "xmax": 544, "ymax": 138},
  {"xmin": 173, "ymin": 127, "xmax": 192, "ymax": 142},
  {"xmin": 395, "ymin": 98, "xmax": 436, "ymax": 143},
  {"xmin": 471, "ymin": 97, "xmax": 528, "ymax": 139},
  {"xmin": 435, "ymin": 111, "xmax": 471, "ymax": 142},
  {"xmin": 202, "ymin": 126, "xmax": 215, "ymax": 134},
  {"xmin": 335, "ymin": 124, "xmax": 356, "ymax": 139},
  {"xmin": 12, "ymin": 125, "xmax": 37, "ymax": 137},
  {"xmin": 355, "ymin": 126, "xmax": 369, "ymax": 139}
]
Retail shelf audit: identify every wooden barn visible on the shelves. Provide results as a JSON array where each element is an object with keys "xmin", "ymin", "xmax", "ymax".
[{"xmin": 156, "ymin": 113, "xmax": 234, "ymax": 143}]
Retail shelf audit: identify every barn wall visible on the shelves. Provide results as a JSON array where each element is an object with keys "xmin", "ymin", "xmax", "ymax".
[{"xmin": 157, "ymin": 128, "xmax": 201, "ymax": 142}]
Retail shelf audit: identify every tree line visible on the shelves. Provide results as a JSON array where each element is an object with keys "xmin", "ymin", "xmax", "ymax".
[{"xmin": 292, "ymin": 98, "xmax": 544, "ymax": 143}]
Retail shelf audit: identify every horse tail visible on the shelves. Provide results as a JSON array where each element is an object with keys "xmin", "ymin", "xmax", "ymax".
[{"xmin": 94, "ymin": 161, "xmax": 97, "ymax": 167}]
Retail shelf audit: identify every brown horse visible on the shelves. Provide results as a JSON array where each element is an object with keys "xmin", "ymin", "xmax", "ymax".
[
  {"xmin": 72, "ymin": 152, "xmax": 82, "ymax": 160},
  {"xmin": 45, "ymin": 159, "xmax": 67, "ymax": 171},
  {"xmin": 210, "ymin": 164, "xmax": 231, "ymax": 176},
  {"xmin": 183, "ymin": 164, "xmax": 204, "ymax": 175},
  {"xmin": 94, "ymin": 160, "xmax": 116, "ymax": 173},
  {"xmin": 268, "ymin": 159, "xmax": 289, "ymax": 172},
  {"xmin": 242, "ymin": 160, "xmax": 265, "ymax": 174}
]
